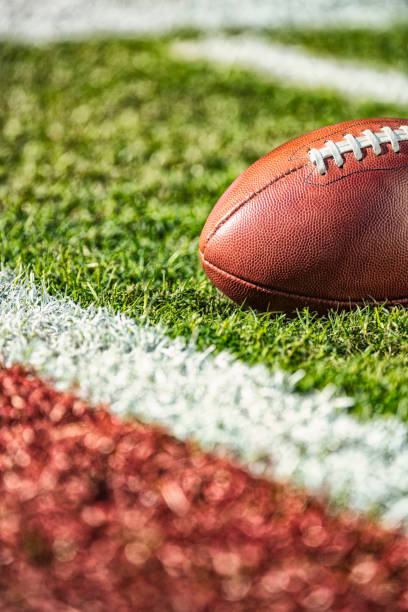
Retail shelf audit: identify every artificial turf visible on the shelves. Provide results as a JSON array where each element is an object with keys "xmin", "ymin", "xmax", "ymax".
[{"xmin": 0, "ymin": 35, "xmax": 408, "ymax": 416}]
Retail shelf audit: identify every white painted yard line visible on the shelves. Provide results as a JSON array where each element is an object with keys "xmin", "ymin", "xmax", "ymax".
[
  {"xmin": 173, "ymin": 36, "xmax": 408, "ymax": 106},
  {"xmin": 0, "ymin": 269, "xmax": 408, "ymax": 524},
  {"xmin": 0, "ymin": 0, "xmax": 406, "ymax": 42}
]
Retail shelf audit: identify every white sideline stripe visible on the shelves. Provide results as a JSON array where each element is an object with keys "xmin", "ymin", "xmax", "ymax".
[
  {"xmin": 173, "ymin": 36, "xmax": 408, "ymax": 106},
  {"xmin": 1, "ymin": 269, "xmax": 408, "ymax": 525},
  {"xmin": 0, "ymin": 0, "xmax": 406, "ymax": 42}
]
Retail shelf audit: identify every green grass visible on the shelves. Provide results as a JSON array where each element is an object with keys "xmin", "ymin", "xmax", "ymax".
[
  {"xmin": 1, "ymin": 35, "xmax": 408, "ymax": 416},
  {"xmin": 265, "ymin": 25, "xmax": 408, "ymax": 71}
]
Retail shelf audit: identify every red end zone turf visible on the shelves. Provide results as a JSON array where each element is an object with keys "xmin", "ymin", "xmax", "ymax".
[{"xmin": 1, "ymin": 366, "xmax": 408, "ymax": 611}]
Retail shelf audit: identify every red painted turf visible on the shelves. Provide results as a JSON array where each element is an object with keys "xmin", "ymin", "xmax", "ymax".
[{"xmin": 0, "ymin": 366, "xmax": 408, "ymax": 611}]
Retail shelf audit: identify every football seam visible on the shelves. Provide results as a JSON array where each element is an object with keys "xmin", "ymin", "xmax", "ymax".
[
  {"xmin": 200, "ymin": 252, "xmax": 408, "ymax": 307},
  {"xmin": 288, "ymin": 117, "xmax": 404, "ymax": 161},
  {"xmin": 203, "ymin": 161, "xmax": 310, "ymax": 251},
  {"xmin": 304, "ymin": 160, "xmax": 408, "ymax": 186}
]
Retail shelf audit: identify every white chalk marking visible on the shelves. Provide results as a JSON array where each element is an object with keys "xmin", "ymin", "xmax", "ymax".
[
  {"xmin": 0, "ymin": 0, "xmax": 406, "ymax": 42},
  {"xmin": 0, "ymin": 269, "xmax": 408, "ymax": 524},
  {"xmin": 173, "ymin": 36, "xmax": 408, "ymax": 105}
]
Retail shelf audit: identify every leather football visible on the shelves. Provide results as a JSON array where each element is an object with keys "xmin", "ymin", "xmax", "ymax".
[{"xmin": 199, "ymin": 118, "xmax": 408, "ymax": 314}]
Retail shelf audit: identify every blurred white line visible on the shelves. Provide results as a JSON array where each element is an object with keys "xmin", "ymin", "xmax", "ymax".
[
  {"xmin": 173, "ymin": 36, "xmax": 408, "ymax": 105},
  {"xmin": 0, "ymin": 0, "xmax": 406, "ymax": 42}
]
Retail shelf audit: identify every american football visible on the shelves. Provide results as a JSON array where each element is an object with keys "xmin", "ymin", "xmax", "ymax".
[
  {"xmin": 200, "ymin": 118, "xmax": 408, "ymax": 313},
  {"xmin": 5, "ymin": 1, "xmax": 408, "ymax": 609}
]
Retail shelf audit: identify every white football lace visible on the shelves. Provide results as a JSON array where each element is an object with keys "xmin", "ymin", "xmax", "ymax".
[{"xmin": 308, "ymin": 125, "xmax": 408, "ymax": 175}]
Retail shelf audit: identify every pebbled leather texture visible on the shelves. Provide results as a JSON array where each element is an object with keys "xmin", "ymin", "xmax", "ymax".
[{"xmin": 199, "ymin": 117, "xmax": 408, "ymax": 314}]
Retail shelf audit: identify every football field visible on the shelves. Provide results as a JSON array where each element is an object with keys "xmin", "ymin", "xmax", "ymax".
[{"xmin": 2, "ymin": 1, "xmax": 408, "ymax": 609}]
